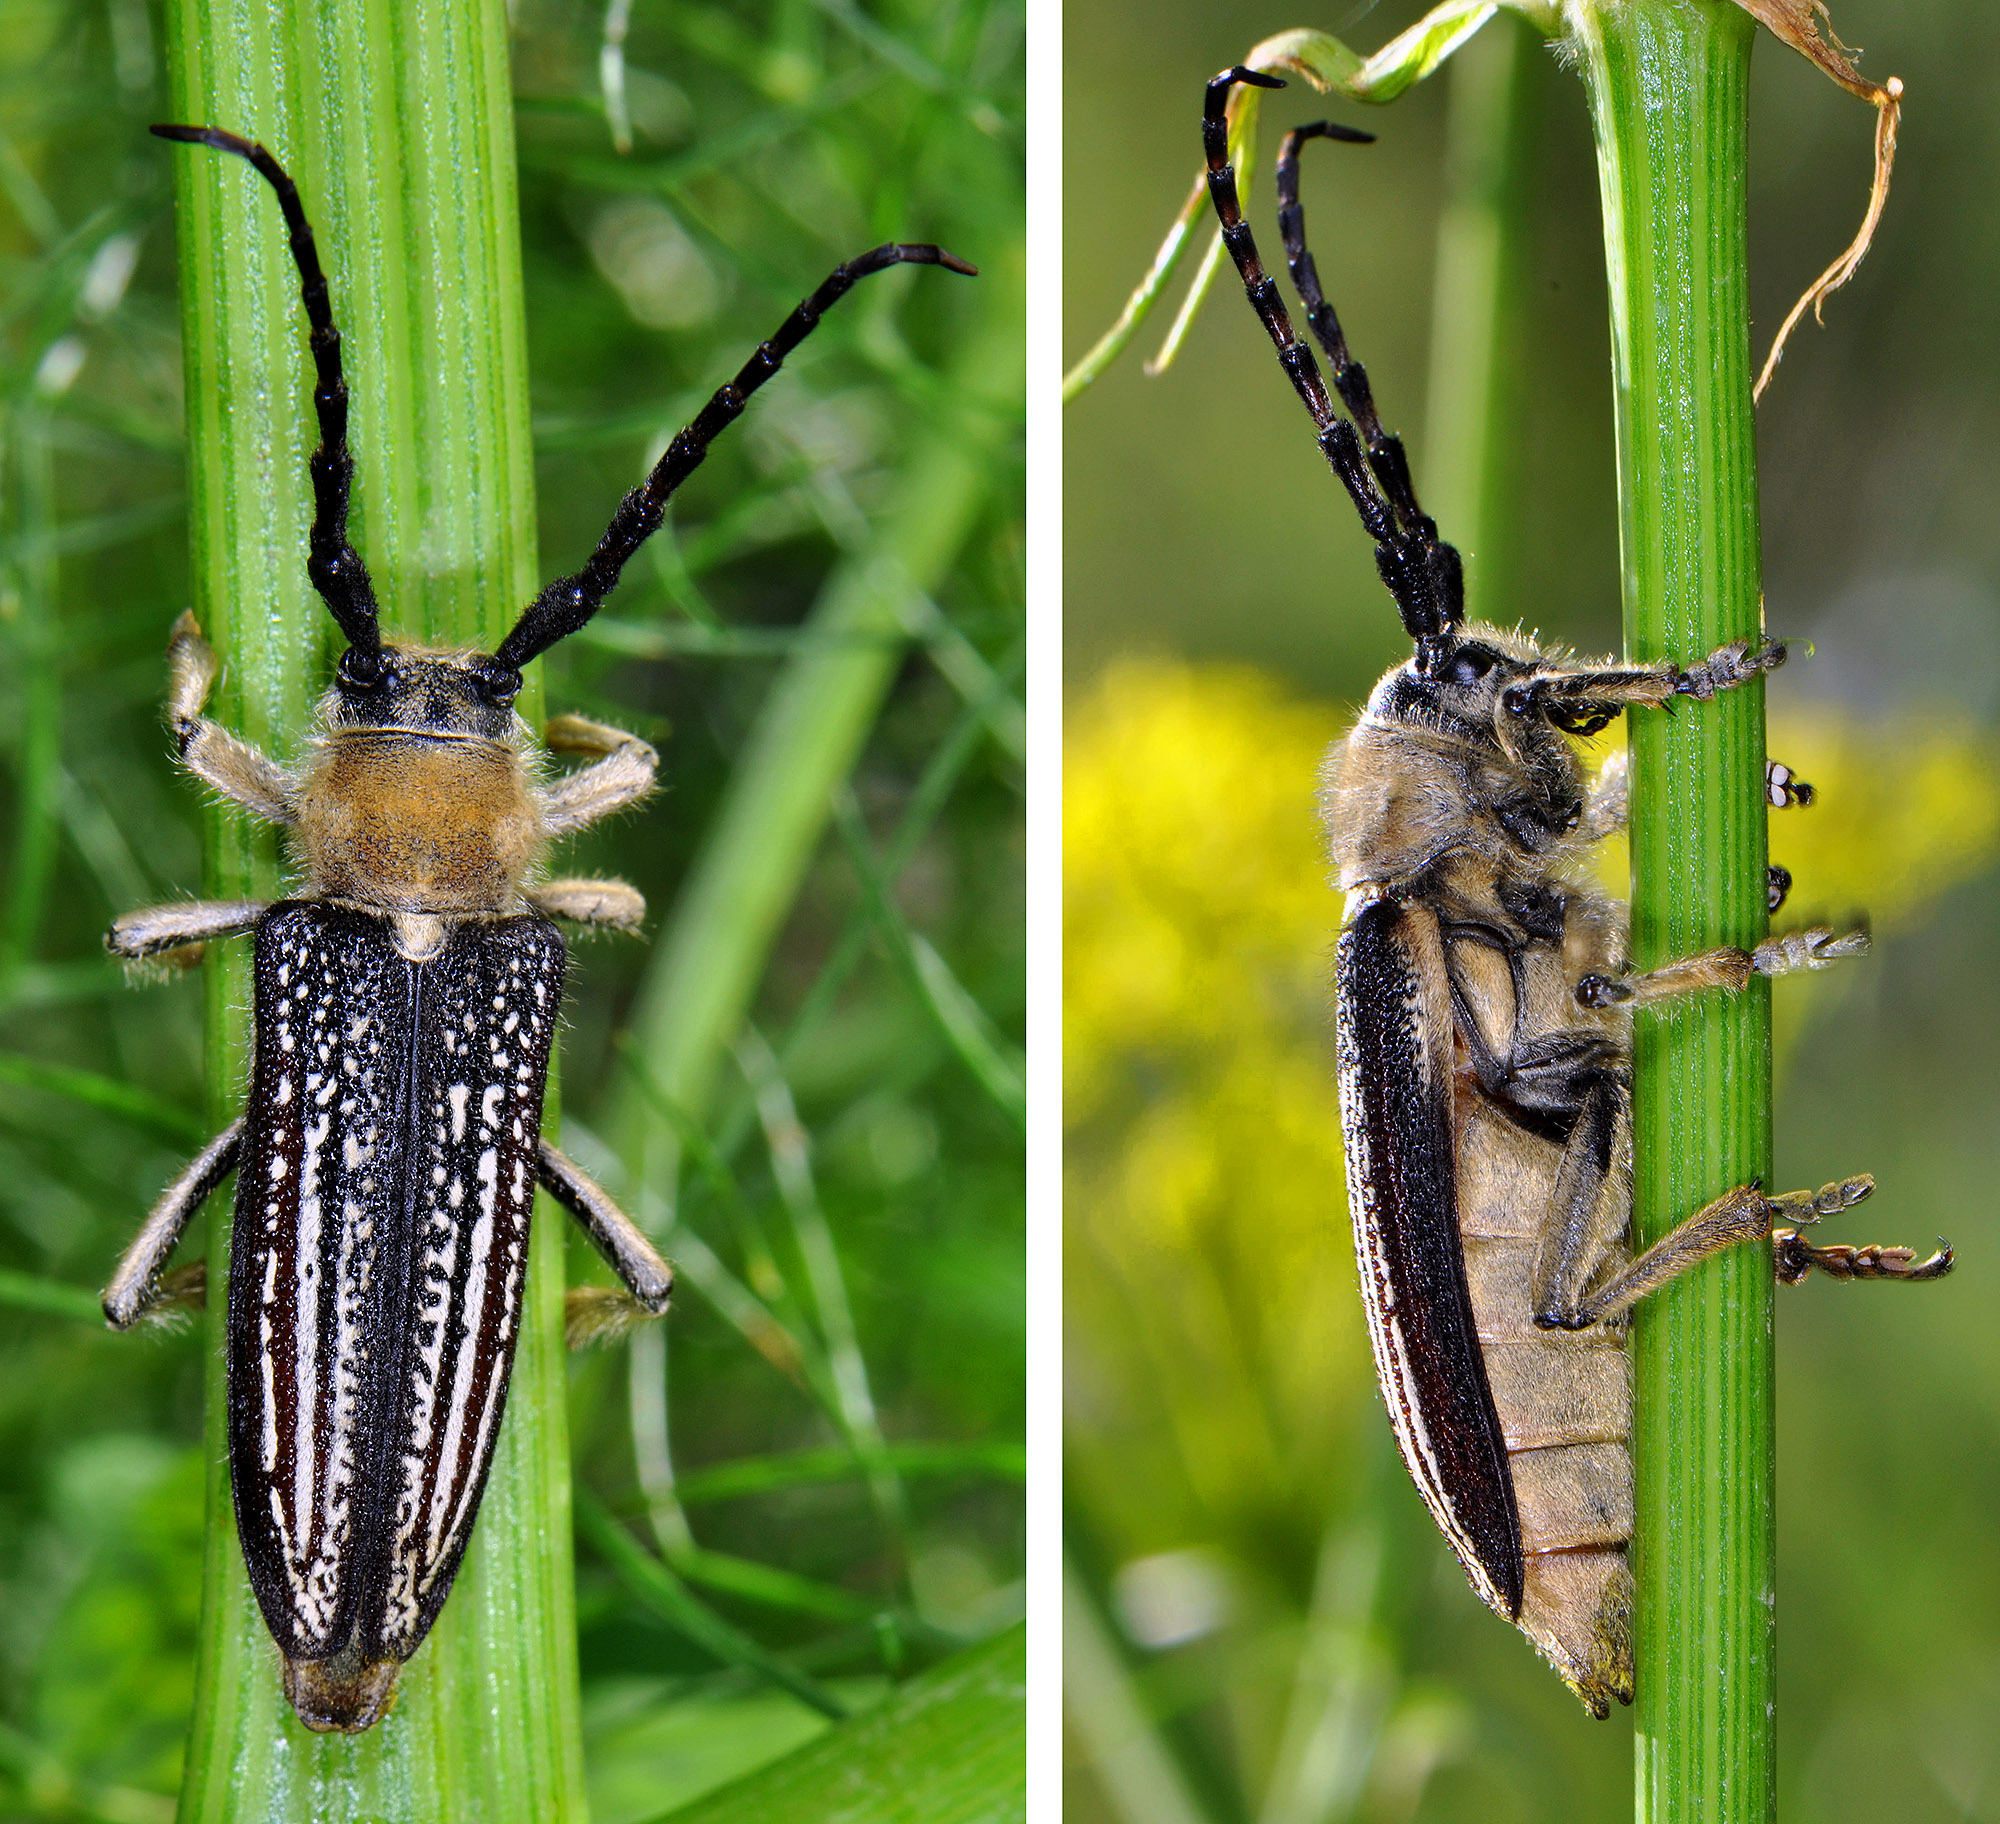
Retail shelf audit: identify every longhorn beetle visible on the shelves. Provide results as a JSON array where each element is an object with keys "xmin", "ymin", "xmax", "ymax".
[
  {"xmin": 104, "ymin": 123, "xmax": 973, "ymax": 1734},
  {"xmin": 1200, "ymin": 68, "xmax": 1949, "ymax": 1715}
]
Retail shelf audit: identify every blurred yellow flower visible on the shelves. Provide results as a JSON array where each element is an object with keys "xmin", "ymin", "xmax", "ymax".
[{"xmin": 1065, "ymin": 662, "xmax": 1371, "ymax": 1565}]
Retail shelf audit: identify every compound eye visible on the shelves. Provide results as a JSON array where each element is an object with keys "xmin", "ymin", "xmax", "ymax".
[{"xmin": 1442, "ymin": 643, "xmax": 1501, "ymax": 687}]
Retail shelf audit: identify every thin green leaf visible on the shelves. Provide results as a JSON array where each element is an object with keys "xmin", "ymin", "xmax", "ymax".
[
  {"xmin": 674, "ymin": 1440, "xmax": 1025, "ymax": 1507},
  {"xmin": 830, "ymin": 797, "xmax": 1025, "ymax": 1131},
  {"xmin": 576, "ymin": 1489, "xmax": 850, "ymax": 1720},
  {"xmin": 736, "ymin": 1027, "xmax": 911, "ymax": 1553},
  {"xmin": 1063, "ymin": 1565, "xmax": 1209, "ymax": 1824},
  {"xmin": 669, "ymin": 1544, "xmax": 878, "ymax": 1624},
  {"xmin": 0, "ymin": 1051, "xmax": 207, "ymax": 1148},
  {"xmin": 906, "ymin": 936, "xmax": 1026, "ymax": 1127},
  {"xmin": 761, "ymin": 649, "xmax": 1023, "ymax": 1098},
  {"xmin": 0, "ymin": 1268, "xmax": 105, "ymax": 1324},
  {"xmin": 648, "ymin": 1623, "xmax": 1023, "ymax": 1824}
]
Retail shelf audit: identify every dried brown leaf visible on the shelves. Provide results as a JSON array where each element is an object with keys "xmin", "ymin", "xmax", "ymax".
[{"xmin": 1730, "ymin": 0, "xmax": 1881, "ymax": 101}]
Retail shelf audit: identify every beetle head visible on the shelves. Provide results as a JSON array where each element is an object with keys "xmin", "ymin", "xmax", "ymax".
[
  {"xmin": 326, "ymin": 644, "xmax": 521, "ymax": 742},
  {"xmin": 1380, "ymin": 631, "xmax": 1547, "ymax": 749},
  {"xmin": 1333, "ymin": 626, "xmax": 1588, "ymax": 881}
]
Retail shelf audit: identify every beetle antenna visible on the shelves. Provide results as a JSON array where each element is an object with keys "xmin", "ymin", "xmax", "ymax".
[
  {"xmin": 491, "ymin": 242, "xmax": 977, "ymax": 674},
  {"xmin": 153, "ymin": 124, "xmax": 384, "ymax": 673},
  {"xmin": 1201, "ymin": 70, "xmax": 1462, "ymax": 647}
]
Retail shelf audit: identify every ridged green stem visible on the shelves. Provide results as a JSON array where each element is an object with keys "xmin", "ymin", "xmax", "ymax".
[
  {"xmin": 160, "ymin": 0, "xmax": 583, "ymax": 1815},
  {"xmin": 1571, "ymin": 4, "xmax": 1772, "ymax": 1818},
  {"xmin": 1420, "ymin": 14, "xmax": 1531, "ymax": 622}
]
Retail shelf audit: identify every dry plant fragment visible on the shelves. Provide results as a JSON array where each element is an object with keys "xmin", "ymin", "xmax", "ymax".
[
  {"xmin": 1733, "ymin": 0, "xmax": 1902, "ymax": 400},
  {"xmin": 1728, "ymin": 0, "xmax": 1877, "ymax": 99}
]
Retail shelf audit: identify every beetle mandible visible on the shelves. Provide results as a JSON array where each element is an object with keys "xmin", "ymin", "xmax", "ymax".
[
  {"xmin": 103, "ymin": 123, "xmax": 974, "ymax": 1734},
  {"xmin": 1199, "ymin": 68, "xmax": 1949, "ymax": 1715}
]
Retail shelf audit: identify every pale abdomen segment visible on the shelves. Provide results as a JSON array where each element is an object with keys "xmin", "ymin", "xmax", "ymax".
[
  {"xmin": 228, "ymin": 901, "xmax": 563, "ymax": 1728},
  {"xmin": 1457, "ymin": 1097, "xmax": 1634, "ymax": 1716}
]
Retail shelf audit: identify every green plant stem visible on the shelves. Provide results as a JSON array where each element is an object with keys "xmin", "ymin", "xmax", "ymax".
[
  {"xmin": 1571, "ymin": 4, "xmax": 1772, "ymax": 1818},
  {"xmin": 599, "ymin": 257, "xmax": 1021, "ymax": 1548},
  {"xmin": 605, "ymin": 262, "xmax": 1025, "ymax": 1198},
  {"xmin": 160, "ymin": 0, "xmax": 582, "ymax": 1816},
  {"xmin": 1420, "ymin": 13, "xmax": 1531, "ymax": 622}
]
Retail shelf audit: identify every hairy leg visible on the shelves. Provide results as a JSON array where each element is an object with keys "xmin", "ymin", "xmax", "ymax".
[
  {"xmin": 535, "ymin": 1139, "xmax": 674, "ymax": 1347},
  {"xmin": 525, "ymin": 877, "xmax": 646, "ymax": 931},
  {"xmin": 102, "ymin": 1120, "xmax": 243, "ymax": 1327},
  {"xmin": 109, "ymin": 898, "xmax": 270, "ymax": 962},
  {"xmin": 166, "ymin": 614, "xmax": 295, "ymax": 824},
  {"xmin": 540, "ymin": 714, "xmax": 658, "ymax": 838},
  {"xmin": 1577, "ymin": 925, "xmax": 1867, "ymax": 1010}
]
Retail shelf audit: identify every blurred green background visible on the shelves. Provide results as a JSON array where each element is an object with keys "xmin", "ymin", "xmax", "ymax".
[
  {"xmin": 1065, "ymin": 2, "xmax": 2000, "ymax": 1820},
  {"xmin": 0, "ymin": 0, "xmax": 1022, "ymax": 1817}
]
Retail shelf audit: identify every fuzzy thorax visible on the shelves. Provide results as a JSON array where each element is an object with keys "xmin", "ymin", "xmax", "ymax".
[{"xmin": 295, "ymin": 728, "xmax": 544, "ymax": 913}]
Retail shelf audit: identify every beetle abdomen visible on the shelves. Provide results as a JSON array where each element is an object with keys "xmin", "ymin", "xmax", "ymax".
[
  {"xmin": 229, "ymin": 901, "xmax": 563, "ymax": 1730},
  {"xmin": 1457, "ymin": 1099, "xmax": 1634, "ymax": 1715}
]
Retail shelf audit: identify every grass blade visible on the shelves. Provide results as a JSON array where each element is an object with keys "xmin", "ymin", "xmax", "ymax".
[
  {"xmin": 575, "ymin": 1490, "xmax": 849, "ymax": 1720},
  {"xmin": 648, "ymin": 1622, "xmax": 1024, "ymax": 1824}
]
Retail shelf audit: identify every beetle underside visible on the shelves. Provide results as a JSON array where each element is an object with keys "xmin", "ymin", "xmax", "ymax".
[{"xmin": 1192, "ymin": 62, "xmax": 1951, "ymax": 1716}]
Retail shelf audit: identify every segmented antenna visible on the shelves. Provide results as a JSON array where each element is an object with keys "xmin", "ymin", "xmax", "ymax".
[
  {"xmin": 1200, "ymin": 70, "xmax": 1463, "ymax": 650},
  {"xmin": 492, "ymin": 242, "xmax": 976, "ymax": 673},
  {"xmin": 152, "ymin": 124, "xmax": 385, "ymax": 671}
]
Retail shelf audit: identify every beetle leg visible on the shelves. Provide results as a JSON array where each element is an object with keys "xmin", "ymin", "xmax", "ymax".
[
  {"xmin": 1579, "ymin": 748, "xmax": 1629, "ymax": 840},
  {"xmin": 540, "ymin": 715, "xmax": 659, "ymax": 837},
  {"xmin": 1750, "ymin": 924, "xmax": 1869, "ymax": 976},
  {"xmin": 166, "ymin": 613, "xmax": 296, "ymax": 825},
  {"xmin": 1764, "ymin": 1174, "xmax": 1953, "ymax": 1281},
  {"xmin": 107, "ymin": 898, "xmax": 270, "ymax": 962},
  {"xmin": 1765, "ymin": 758, "xmax": 1814, "ymax": 808},
  {"xmin": 1577, "ymin": 925, "xmax": 1867, "ymax": 1009},
  {"xmin": 1553, "ymin": 1173, "xmax": 1947, "ymax": 1326},
  {"xmin": 1774, "ymin": 1231, "xmax": 1953, "ymax": 1283},
  {"xmin": 1551, "ymin": 1184, "xmax": 1772, "ymax": 1329},
  {"xmin": 1528, "ymin": 1076, "xmax": 1626, "ymax": 1328},
  {"xmin": 534, "ymin": 1138, "xmax": 674, "ymax": 1347},
  {"xmin": 1671, "ymin": 638, "xmax": 1789, "ymax": 700},
  {"xmin": 525, "ymin": 877, "xmax": 646, "ymax": 931},
  {"xmin": 1581, "ymin": 752, "xmax": 1804, "ymax": 851},
  {"xmin": 102, "ymin": 1118, "xmax": 243, "ymax": 1328},
  {"xmin": 1509, "ymin": 638, "xmax": 1788, "ymax": 729}
]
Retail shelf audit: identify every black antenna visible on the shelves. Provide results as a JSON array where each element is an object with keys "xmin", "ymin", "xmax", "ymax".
[
  {"xmin": 491, "ymin": 242, "xmax": 975, "ymax": 675},
  {"xmin": 1199, "ymin": 71, "xmax": 1463, "ymax": 648},
  {"xmin": 153, "ymin": 124, "xmax": 384, "ymax": 673}
]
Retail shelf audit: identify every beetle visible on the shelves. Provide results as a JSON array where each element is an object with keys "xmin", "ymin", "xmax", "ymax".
[
  {"xmin": 102, "ymin": 123, "xmax": 973, "ymax": 1734},
  {"xmin": 1198, "ymin": 67, "xmax": 1950, "ymax": 1715}
]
